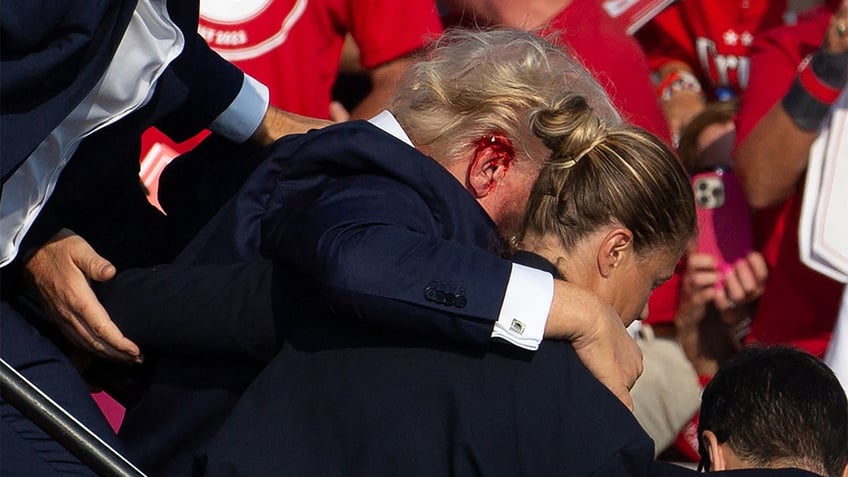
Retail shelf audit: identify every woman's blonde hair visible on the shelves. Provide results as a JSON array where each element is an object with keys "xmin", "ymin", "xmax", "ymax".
[
  {"xmin": 523, "ymin": 95, "xmax": 696, "ymax": 257},
  {"xmin": 391, "ymin": 28, "xmax": 620, "ymax": 168}
]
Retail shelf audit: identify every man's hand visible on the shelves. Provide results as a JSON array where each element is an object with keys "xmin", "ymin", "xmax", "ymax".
[
  {"xmin": 23, "ymin": 229, "xmax": 142, "ymax": 363},
  {"xmin": 249, "ymin": 106, "xmax": 332, "ymax": 146},
  {"xmin": 544, "ymin": 281, "xmax": 642, "ymax": 410}
]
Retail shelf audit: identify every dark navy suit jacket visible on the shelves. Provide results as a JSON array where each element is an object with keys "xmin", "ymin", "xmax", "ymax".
[
  {"xmin": 102, "ymin": 122, "xmax": 822, "ymax": 477},
  {"xmin": 104, "ymin": 121, "xmax": 518, "ymax": 474},
  {"xmin": 196, "ymin": 251, "xmax": 821, "ymax": 477},
  {"xmin": 194, "ymin": 251, "xmax": 659, "ymax": 476},
  {"xmin": 0, "ymin": 1, "xmax": 254, "ymax": 474}
]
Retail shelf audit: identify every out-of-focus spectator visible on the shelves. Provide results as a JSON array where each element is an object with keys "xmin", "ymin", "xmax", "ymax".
[
  {"xmin": 441, "ymin": 0, "xmax": 671, "ymax": 144},
  {"xmin": 631, "ymin": 102, "xmax": 768, "ymax": 460},
  {"xmin": 140, "ymin": 0, "xmax": 443, "ymax": 208},
  {"xmin": 733, "ymin": 0, "xmax": 847, "ymax": 359},
  {"xmin": 636, "ymin": 0, "xmax": 790, "ymax": 141}
]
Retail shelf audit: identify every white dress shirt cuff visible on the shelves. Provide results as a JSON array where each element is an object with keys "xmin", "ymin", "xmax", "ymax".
[
  {"xmin": 209, "ymin": 73, "xmax": 270, "ymax": 144},
  {"xmin": 491, "ymin": 263, "xmax": 553, "ymax": 350}
]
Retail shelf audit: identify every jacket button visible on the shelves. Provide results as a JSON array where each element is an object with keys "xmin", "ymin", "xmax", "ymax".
[
  {"xmin": 454, "ymin": 295, "xmax": 467, "ymax": 308},
  {"xmin": 424, "ymin": 287, "xmax": 437, "ymax": 301},
  {"xmin": 435, "ymin": 290, "xmax": 447, "ymax": 304}
]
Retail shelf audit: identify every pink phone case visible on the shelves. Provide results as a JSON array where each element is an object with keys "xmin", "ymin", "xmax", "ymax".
[{"xmin": 691, "ymin": 169, "xmax": 753, "ymax": 281}]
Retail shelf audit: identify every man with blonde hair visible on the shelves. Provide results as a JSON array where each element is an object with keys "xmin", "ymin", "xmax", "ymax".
[{"xmin": 100, "ymin": 28, "xmax": 640, "ymax": 474}]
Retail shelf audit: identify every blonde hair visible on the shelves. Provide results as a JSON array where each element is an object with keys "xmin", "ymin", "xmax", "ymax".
[
  {"xmin": 390, "ymin": 28, "xmax": 620, "ymax": 168},
  {"xmin": 524, "ymin": 95, "xmax": 696, "ymax": 256}
]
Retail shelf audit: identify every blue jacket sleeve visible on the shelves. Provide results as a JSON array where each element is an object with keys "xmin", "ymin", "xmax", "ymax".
[
  {"xmin": 153, "ymin": 1, "xmax": 246, "ymax": 142},
  {"xmin": 261, "ymin": 174, "xmax": 512, "ymax": 347}
]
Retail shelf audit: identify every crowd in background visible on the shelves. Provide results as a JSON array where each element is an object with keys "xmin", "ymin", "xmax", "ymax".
[{"xmin": 2, "ymin": 0, "xmax": 847, "ymax": 475}]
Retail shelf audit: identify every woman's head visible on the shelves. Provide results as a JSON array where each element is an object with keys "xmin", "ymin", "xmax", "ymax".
[{"xmin": 521, "ymin": 98, "xmax": 697, "ymax": 323}]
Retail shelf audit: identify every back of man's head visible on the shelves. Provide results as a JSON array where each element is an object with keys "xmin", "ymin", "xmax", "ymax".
[
  {"xmin": 698, "ymin": 346, "xmax": 848, "ymax": 476},
  {"xmin": 390, "ymin": 27, "xmax": 619, "ymax": 169}
]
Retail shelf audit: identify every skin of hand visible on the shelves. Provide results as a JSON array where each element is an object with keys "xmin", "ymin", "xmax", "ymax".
[
  {"xmin": 250, "ymin": 105, "xmax": 332, "ymax": 146},
  {"xmin": 675, "ymin": 250, "xmax": 767, "ymax": 376},
  {"xmin": 675, "ymin": 252, "xmax": 722, "ymax": 331},
  {"xmin": 663, "ymin": 90, "xmax": 706, "ymax": 143},
  {"xmin": 825, "ymin": 0, "xmax": 848, "ymax": 56},
  {"xmin": 23, "ymin": 228, "xmax": 143, "ymax": 363},
  {"xmin": 735, "ymin": 1, "xmax": 848, "ymax": 208},
  {"xmin": 329, "ymin": 101, "xmax": 352, "ymax": 122},
  {"xmin": 715, "ymin": 250, "xmax": 768, "ymax": 313},
  {"xmin": 544, "ymin": 280, "xmax": 642, "ymax": 410},
  {"xmin": 676, "ymin": 250, "xmax": 768, "ymax": 322}
]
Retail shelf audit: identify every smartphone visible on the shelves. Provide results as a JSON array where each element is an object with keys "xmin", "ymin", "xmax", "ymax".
[{"xmin": 691, "ymin": 169, "xmax": 753, "ymax": 283}]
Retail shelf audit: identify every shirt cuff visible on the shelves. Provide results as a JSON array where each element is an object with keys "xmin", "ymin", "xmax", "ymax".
[
  {"xmin": 491, "ymin": 263, "xmax": 554, "ymax": 351},
  {"xmin": 209, "ymin": 73, "xmax": 270, "ymax": 144}
]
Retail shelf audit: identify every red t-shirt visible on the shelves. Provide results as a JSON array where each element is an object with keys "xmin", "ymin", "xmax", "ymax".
[
  {"xmin": 539, "ymin": 0, "xmax": 671, "ymax": 144},
  {"xmin": 196, "ymin": 0, "xmax": 442, "ymax": 120},
  {"xmin": 140, "ymin": 0, "xmax": 442, "ymax": 205},
  {"xmin": 734, "ymin": 6, "xmax": 845, "ymax": 357},
  {"xmin": 636, "ymin": 0, "xmax": 787, "ymax": 99}
]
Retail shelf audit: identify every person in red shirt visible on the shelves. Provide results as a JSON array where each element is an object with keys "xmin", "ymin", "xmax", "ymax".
[
  {"xmin": 734, "ymin": 0, "xmax": 848, "ymax": 358},
  {"xmin": 195, "ymin": 0, "xmax": 442, "ymax": 121},
  {"xmin": 636, "ymin": 0, "xmax": 789, "ymax": 140},
  {"xmin": 631, "ymin": 101, "xmax": 768, "ymax": 461},
  {"xmin": 140, "ymin": 0, "xmax": 443, "ymax": 207},
  {"xmin": 441, "ymin": 0, "xmax": 671, "ymax": 144}
]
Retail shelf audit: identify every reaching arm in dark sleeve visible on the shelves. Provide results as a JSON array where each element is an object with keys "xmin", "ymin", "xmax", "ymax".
[
  {"xmin": 95, "ymin": 174, "xmax": 509, "ymax": 359},
  {"xmin": 95, "ymin": 259, "xmax": 280, "ymax": 363},
  {"xmin": 261, "ymin": 174, "xmax": 513, "ymax": 347},
  {"xmin": 153, "ymin": 5, "xmax": 246, "ymax": 143}
]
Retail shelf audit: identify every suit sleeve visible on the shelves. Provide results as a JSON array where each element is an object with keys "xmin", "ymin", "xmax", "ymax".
[
  {"xmin": 153, "ymin": 2, "xmax": 262, "ymax": 143},
  {"xmin": 262, "ymin": 174, "xmax": 513, "ymax": 347},
  {"xmin": 95, "ymin": 259, "xmax": 280, "ymax": 363}
]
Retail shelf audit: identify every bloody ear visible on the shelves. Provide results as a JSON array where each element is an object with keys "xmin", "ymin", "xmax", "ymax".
[{"xmin": 467, "ymin": 133, "xmax": 515, "ymax": 198}]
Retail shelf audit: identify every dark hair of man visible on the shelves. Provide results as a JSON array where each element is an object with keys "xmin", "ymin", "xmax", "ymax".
[{"xmin": 698, "ymin": 345, "xmax": 848, "ymax": 476}]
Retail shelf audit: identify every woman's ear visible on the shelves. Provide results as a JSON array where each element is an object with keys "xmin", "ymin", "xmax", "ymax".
[
  {"xmin": 596, "ymin": 227, "xmax": 634, "ymax": 278},
  {"xmin": 466, "ymin": 133, "xmax": 515, "ymax": 198}
]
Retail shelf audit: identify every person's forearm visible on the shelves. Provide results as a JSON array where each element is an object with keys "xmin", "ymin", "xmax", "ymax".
[
  {"xmin": 544, "ymin": 280, "xmax": 642, "ymax": 410},
  {"xmin": 249, "ymin": 106, "xmax": 330, "ymax": 146},
  {"xmin": 543, "ymin": 280, "xmax": 610, "ymax": 339},
  {"xmin": 736, "ymin": 32, "xmax": 848, "ymax": 209},
  {"xmin": 734, "ymin": 103, "xmax": 818, "ymax": 209}
]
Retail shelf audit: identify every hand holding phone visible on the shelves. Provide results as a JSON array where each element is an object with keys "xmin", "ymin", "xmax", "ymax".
[{"xmin": 691, "ymin": 169, "xmax": 753, "ymax": 287}]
